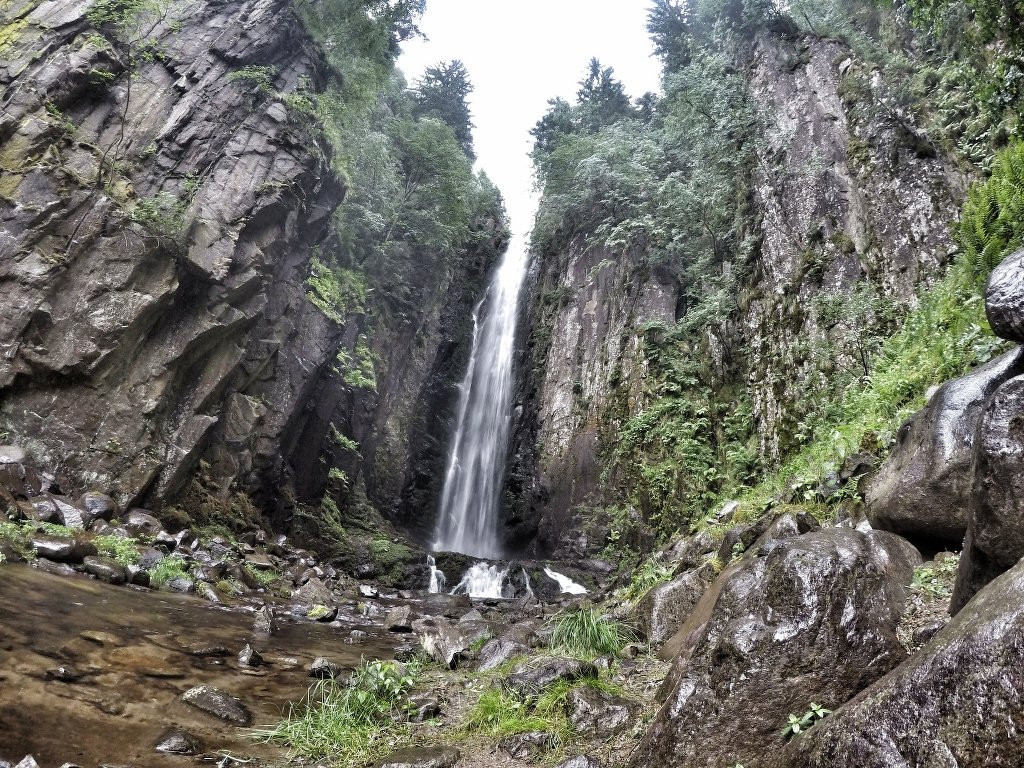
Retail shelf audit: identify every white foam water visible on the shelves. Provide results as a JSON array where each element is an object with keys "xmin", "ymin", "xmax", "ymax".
[
  {"xmin": 450, "ymin": 562, "xmax": 509, "ymax": 598},
  {"xmin": 426, "ymin": 555, "xmax": 446, "ymax": 594},
  {"xmin": 544, "ymin": 567, "xmax": 588, "ymax": 595}
]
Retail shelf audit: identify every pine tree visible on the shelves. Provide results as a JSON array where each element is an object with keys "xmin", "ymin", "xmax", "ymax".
[{"xmin": 412, "ymin": 60, "xmax": 476, "ymax": 160}]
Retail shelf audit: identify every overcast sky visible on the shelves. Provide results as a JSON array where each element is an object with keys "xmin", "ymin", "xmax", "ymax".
[{"xmin": 398, "ymin": 1, "xmax": 662, "ymax": 239}]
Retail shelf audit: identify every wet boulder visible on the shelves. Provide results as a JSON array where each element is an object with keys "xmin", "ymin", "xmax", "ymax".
[
  {"xmin": 632, "ymin": 529, "xmax": 919, "ymax": 768},
  {"xmin": 154, "ymin": 729, "xmax": 202, "ymax": 755},
  {"xmin": 985, "ymin": 246, "xmax": 1024, "ymax": 342},
  {"xmin": 865, "ymin": 348, "xmax": 1024, "ymax": 544},
  {"xmin": 503, "ymin": 657, "xmax": 598, "ymax": 697},
  {"xmin": 123, "ymin": 509, "xmax": 163, "ymax": 537},
  {"xmin": 477, "ymin": 637, "xmax": 530, "ymax": 672},
  {"xmin": 564, "ymin": 685, "xmax": 636, "ymax": 735},
  {"xmin": 376, "ymin": 746, "xmax": 460, "ymax": 768},
  {"xmin": 953, "ymin": 373, "xmax": 1024, "ymax": 611},
  {"xmin": 308, "ymin": 657, "xmax": 342, "ymax": 679},
  {"xmin": 181, "ymin": 685, "xmax": 251, "ymax": 724},
  {"xmin": 385, "ymin": 605, "xmax": 413, "ymax": 632},
  {"xmin": 29, "ymin": 534, "xmax": 96, "ymax": 563},
  {"xmin": 556, "ymin": 758, "xmax": 603, "ymax": 768},
  {"xmin": 412, "ymin": 617, "xmax": 490, "ymax": 669},
  {"xmin": 78, "ymin": 492, "xmax": 116, "ymax": 526},
  {"xmin": 635, "ymin": 563, "xmax": 715, "ymax": 645},
  {"xmin": 783, "ymin": 557, "xmax": 1024, "ymax": 768},
  {"xmin": 82, "ymin": 556, "xmax": 127, "ymax": 585}
]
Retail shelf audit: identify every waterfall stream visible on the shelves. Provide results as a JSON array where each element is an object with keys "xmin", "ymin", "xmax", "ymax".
[{"xmin": 433, "ymin": 237, "xmax": 529, "ymax": 559}]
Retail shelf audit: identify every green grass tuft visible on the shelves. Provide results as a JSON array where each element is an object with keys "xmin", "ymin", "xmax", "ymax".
[
  {"xmin": 149, "ymin": 555, "xmax": 191, "ymax": 587},
  {"xmin": 549, "ymin": 607, "xmax": 635, "ymax": 658},
  {"xmin": 94, "ymin": 535, "xmax": 140, "ymax": 567},
  {"xmin": 253, "ymin": 659, "xmax": 419, "ymax": 767}
]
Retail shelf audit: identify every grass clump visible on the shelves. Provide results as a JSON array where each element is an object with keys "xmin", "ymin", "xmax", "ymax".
[
  {"xmin": 549, "ymin": 607, "xmax": 635, "ymax": 658},
  {"xmin": 254, "ymin": 659, "xmax": 419, "ymax": 766},
  {"xmin": 243, "ymin": 562, "xmax": 279, "ymax": 589},
  {"xmin": 149, "ymin": 555, "xmax": 191, "ymax": 587},
  {"xmin": 911, "ymin": 555, "xmax": 960, "ymax": 601},
  {"xmin": 464, "ymin": 677, "xmax": 629, "ymax": 754},
  {"xmin": 94, "ymin": 535, "xmax": 140, "ymax": 566},
  {"xmin": 620, "ymin": 558, "xmax": 674, "ymax": 603}
]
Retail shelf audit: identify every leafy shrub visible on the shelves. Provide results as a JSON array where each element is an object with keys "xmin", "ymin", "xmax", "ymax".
[
  {"xmin": 149, "ymin": 555, "xmax": 191, "ymax": 587},
  {"xmin": 549, "ymin": 607, "xmax": 634, "ymax": 658},
  {"xmin": 255, "ymin": 659, "xmax": 418, "ymax": 765},
  {"xmin": 620, "ymin": 558, "xmax": 674, "ymax": 603},
  {"xmin": 94, "ymin": 535, "xmax": 141, "ymax": 566},
  {"xmin": 959, "ymin": 141, "xmax": 1024, "ymax": 284}
]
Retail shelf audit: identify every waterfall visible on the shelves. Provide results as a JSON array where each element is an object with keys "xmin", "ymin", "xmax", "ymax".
[
  {"xmin": 450, "ymin": 562, "xmax": 509, "ymax": 598},
  {"xmin": 543, "ymin": 567, "xmax": 588, "ymax": 595},
  {"xmin": 433, "ymin": 237, "xmax": 529, "ymax": 558}
]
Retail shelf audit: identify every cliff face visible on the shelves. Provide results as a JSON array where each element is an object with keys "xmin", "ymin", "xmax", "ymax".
[
  {"xmin": 517, "ymin": 31, "xmax": 967, "ymax": 555},
  {"xmin": 0, "ymin": 0, "xmax": 343, "ymax": 513}
]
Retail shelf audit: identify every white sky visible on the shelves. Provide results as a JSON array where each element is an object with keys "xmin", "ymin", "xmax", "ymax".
[{"xmin": 398, "ymin": 1, "xmax": 662, "ymax": 239}]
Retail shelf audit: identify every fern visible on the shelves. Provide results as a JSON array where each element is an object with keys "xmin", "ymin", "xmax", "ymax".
[{"xmin": 959, "ymin": 141, "xmax": 1024, "ymax": 284}]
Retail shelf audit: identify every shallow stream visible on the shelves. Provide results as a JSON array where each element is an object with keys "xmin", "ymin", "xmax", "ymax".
[{"xmin": 0, "ymin": 565, "xmax": 393, "ymax": 767}]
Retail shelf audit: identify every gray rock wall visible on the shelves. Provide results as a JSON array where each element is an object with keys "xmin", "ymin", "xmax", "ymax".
[{"xmin": 0, "ymin": 0, "xmax": 343, "ymax": 513}]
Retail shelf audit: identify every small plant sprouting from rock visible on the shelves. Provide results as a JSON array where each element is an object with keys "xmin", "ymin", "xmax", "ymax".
[
  {"xmin": 781, "ymin": 702, "xmax": 832, "ymax": 739},
  {"xmin": 228, "ymin": 65, "xmax": 278, "ymax": 96}
]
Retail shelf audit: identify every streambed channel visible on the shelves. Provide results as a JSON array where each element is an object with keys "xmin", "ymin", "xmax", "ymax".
[{"xmin": 0, "ymin": 565, "xmax": 396, "ymax": 767}]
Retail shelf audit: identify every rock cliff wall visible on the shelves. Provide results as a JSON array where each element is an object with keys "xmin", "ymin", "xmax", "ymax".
[
  {"xmin": 516, "ymin": 31, "xmax": 966, "ymax": 555},
  {"xmin": 0, "ymin": 0, "xmax": 343, "ymax": 514}
]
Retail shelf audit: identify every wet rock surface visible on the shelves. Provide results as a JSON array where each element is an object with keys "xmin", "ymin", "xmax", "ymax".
[
  {"xmin": 865, "ymin": 348, "xmax": 1024, "ymax": 543},
  {"xmin": 375, "ymin": 746, "xmax": 460, "ymax": 768},
  {"xmin": 635, "ymin": 563, "xmax": 715, "ymax": 645},
  {"xmin": 153, "ymin": 729, "xmax": 201, "ymax": 755},
  {"xmin": 565, "ymin": 685, "xmax": 637, "ymax": 735},
  {"xmin": 985, "ymin": 246, "xmax": 1024, "ymax": 342},
  {"xmin": 503, "ymin": 657, "xmax": 599, "ymax": 697},
  {"xmin": 783, "ymin": 558, "xmax": 1024, "ymax": 768},
  {"xmin": 633, "ymin": 529, "xmax": 920, "ymax": 768},
  {"xmin": 181, "ymin": 686, "xmax": 252, "ymax": 725},
  {"xmin": 952, "ymin": 373, "xmax": 1024, "ymax": 611}
]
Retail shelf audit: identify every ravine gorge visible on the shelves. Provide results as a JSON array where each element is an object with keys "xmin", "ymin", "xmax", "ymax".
[{"xmin": 1, "ymin": 0, "xmax": 1024, "ymax": 767}]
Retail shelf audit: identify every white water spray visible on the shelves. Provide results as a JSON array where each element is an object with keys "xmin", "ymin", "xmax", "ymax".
[
  {"xmin": 450, "ymin": 562, "xmax": 509, "ymax": 599},
  {"xmin": 544, "ymin": 567, "xmax": 588, "ymax": 595},
  {"xmin": 433, "ymin": 238, "xmax": 529, "ymax": 559}
]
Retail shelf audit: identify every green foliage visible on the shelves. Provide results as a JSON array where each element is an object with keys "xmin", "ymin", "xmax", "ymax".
[
  {"xmin": 330, "ymin": 425, "xmax": 360, "ymax": 453},
  {"xmin": 131, "ymin": 192, "xmax": 188, "ymax": 242},
  {"xmin": 782, "ymin": 703, "xmax": 831, "ymax": 739},
  {"xmin": 228, "ymin": 65, "xmax": 278, "ymax": 95},
  {"xmin": 413, "ymin": 60, "xmax": 475, "ymax": 159},
  {"xmin": 336, "ymin": 337, "xmax": 378, "ymax": 391},
  {"xmin": 255, "ymin": 659, "xmax": 419, "ymax": 765},
  {"xmin": 911, "ymin": 556, "xmax": 960, "ymax": 601},
  {"xmin": 94, "ymin": 535, "xmax": 140, "ymax": 566},
  {"xmin": 549, "ymin": 607, "xmax": 634, "ymax": 658},
  {"xmin": 958, "ymin": 141, "xmax": 1024, "ymax": 284},
  {"xmin": 34, "ymin": 522, "xmax": 75, "ymax": 539},
  {"xmin": 306, "ymin": 258, "xmax": 367, "ymax": 324},
  {"xmin": 243, "ymin": 562, "xmax": 279, "ymax": 588},
  {"xmin": 149, "ymin": 555, "xmax": 191, "ymax": 587},
  {"xmin": 0, "ymin": 521, "xmax": 33, "ymax": 560},
  {"xmin": 620, "ymin": 557, "xmax": 674, "ymax": 603}
]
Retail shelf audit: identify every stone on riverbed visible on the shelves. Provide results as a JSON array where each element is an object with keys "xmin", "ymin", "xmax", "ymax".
[
  {"xmin": 154, "ymin": 729, "xmax": 202, "ymax": 755},
  {"xmin": 237, "ymin": 644, "xmax": 263, "ymax": 667},
  {"xmin": 309, "ymin": 656, "xmax": 342, "ymax": 679},
  {"xmin": 181, "ymin": 685, "xmax": 251, "ymax": 724},
  {"xmin": 385, "ymin": 605, "xmax": 413, "ymax": 632},
  {"xmin": 29, "ymin": 535, "xmax": 96, "ymax": 563},
  {"xmin": 83, "ymin": 556, "xmax": 127, "ymax": 585}
]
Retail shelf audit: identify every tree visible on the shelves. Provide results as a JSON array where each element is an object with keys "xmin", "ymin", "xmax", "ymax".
[
  {"xmin": 647, "ymin": 0, "xmax": 693, "ymax": 72},
  {"xmin": 413, "ymin": 60, "xmax": 475, "ymax": 159},
  {"xmin": 575, "ymin": 57, "xmax": 635, "ymax": 133}
]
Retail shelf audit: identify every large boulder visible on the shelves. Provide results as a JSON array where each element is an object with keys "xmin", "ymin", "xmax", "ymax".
[
  {"xmin": 632, "ymin": 529, "xmax": 919, "ymax": 768},
  {"xmin": 865, "ymin": 348, "xmax": 1024, "ymax": 544},
  {"xmin": 952, "ymin": 373, "xmax": 1024, "ymax": 612},
  {"xmin": 783, "ymin": 557, "xmax": 1024, "ymax": 767},
  {"xmin": 412, "ymin": 617, "xmax": 491, "ymax": 669},
  {"xmin": 635, "ymin": 563, "xmax": 714, "ymax": 645},
  {"xmin": 503, "ymin": 657, "xmax": 598, "ymax": 697},
  {"xmin": 985, "ymin": 246, "xmax": 1024, "ymax": 342}
]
